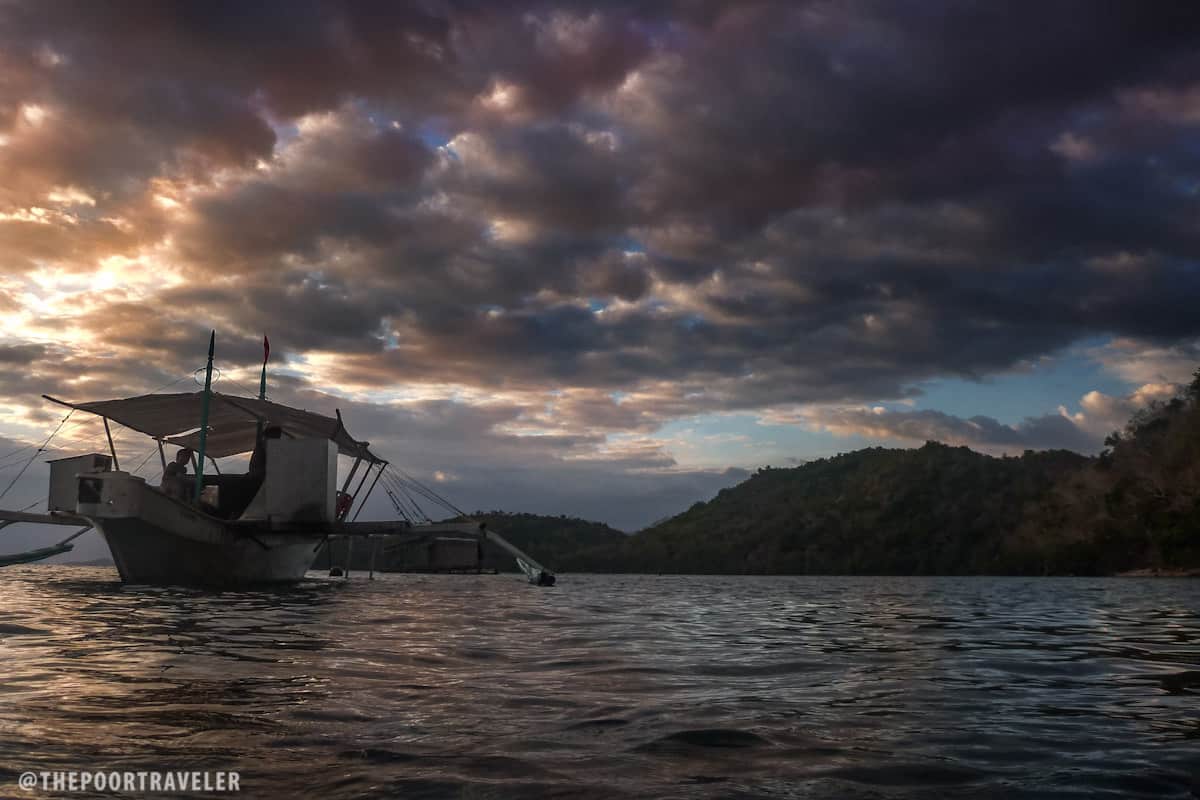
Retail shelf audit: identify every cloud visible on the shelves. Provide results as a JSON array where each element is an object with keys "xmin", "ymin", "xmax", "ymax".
[
  {"xmin": 1050, "ymin": 131, "xmax": 1101, "ymax": 163},
  {"xmin": 1, "ymin": 2, "xmax": 1200, "ymax": 529},
  {"xmin": 781, "ymin": 404, "xmax": 1099, "ymax": 455},
  {"xmin": 784, "ymin": 377, "xmax": 1187, "ymax": 456},
  {"xmin": 1065, "ymin": 382, "xmax": 1183, "ymax": 438},
  {"xmin": 0, "ymin": 343, "xmax": 46, "ymax": 364},
  {"xmin": 4, "ymin": 2, "xmax": 1199, "ymax": 387},
  {"xmin": 1087, "ymin": 338, "xmax": 1200, "ymax": 386}
]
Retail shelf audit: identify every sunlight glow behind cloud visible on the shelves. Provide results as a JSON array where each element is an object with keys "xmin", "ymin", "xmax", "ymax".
[{"xmin": 0, "ymin": 1, "xmax": 1198, "ymax": 527}]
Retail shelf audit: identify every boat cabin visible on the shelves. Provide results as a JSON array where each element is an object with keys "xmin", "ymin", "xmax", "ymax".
[{"xmin": 43, "ymin": 391, "xmax": 383, "ymax": 527}]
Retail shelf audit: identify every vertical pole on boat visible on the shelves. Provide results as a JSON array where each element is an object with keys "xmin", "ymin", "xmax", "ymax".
[
  {"xmin": 102, "ymin": 418, "xmax": 121, "ymax": 471},
  {"xmin": 340, "ymin": 457, "xmax": 362, "ymax": 496},
  {"xmin": 347, "ymin": 464, "xmax": 372, "ymax": 517},
  {"xmin": 156, "ymin": 439, "xmax": 167, "ymax": 473},
  {"xmin": 194, "ymin": 331, "xmax": 215, "ymax": 503},
  {"xmin": 351, "ymin": 462, "xmax": 386, "ymax": 522},
  {"xmin": 256, "ymin": 335, "xmax": 269, "ymax": 439},
  {"xmin": 338, "ymin": 456, "xmax": 363, "ymax": 522}
]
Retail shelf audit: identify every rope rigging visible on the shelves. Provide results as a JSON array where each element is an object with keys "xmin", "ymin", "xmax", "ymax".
[
  {"xmin": 0, "ymin": 414, "xmax": 106, "ymax": 470},
  {"xmin": 0, "ymin": 410, "xmax": 73, "ymax": 503},
  {"xmin": 382, "ymin": 465, "xmax": 465, "ymax": 519},
  {"xmin": 380, "ymin": 470, "xmax": 432, "ymax": 523},
  {"xmin": 382, "ymin": 487, "xmax": 416, "ymax": 523},
  {"xmin": 129, "ymin": 444, "xmax": 161, "ymax": 476},
  {"xmin": 362, "ymin": 464, "xmax": 470, "ymax": 527}
]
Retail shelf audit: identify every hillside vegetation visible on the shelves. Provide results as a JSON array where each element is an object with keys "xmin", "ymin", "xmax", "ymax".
[
  {"xmin": 502, "ymin": 372, "xmax": 1200, "ymax": 576},
  {"xmin": 605, "ymin": 445, "xmax": 1089, "ymax": 574},
  {"xmin": 322, "ymin": 374, "xmax": 1200, "ymax": 576},
  {"xmin": 592, "ymin": 373, "xmax": 1200, "ymax": 576},
  {"xmin": 1013, "ymin": 373, "xmax": 1200, "ymax": 574}
]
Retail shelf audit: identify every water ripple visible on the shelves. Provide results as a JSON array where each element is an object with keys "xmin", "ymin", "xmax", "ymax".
[{"xmin": 0, "ymin": 568, "xmax": 1198, "ymax": 798}]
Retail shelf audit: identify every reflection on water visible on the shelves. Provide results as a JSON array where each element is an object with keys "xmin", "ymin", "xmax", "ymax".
[{"xmin": 1, "ymin": 568, "xmax": 1198, "ymax": 798}]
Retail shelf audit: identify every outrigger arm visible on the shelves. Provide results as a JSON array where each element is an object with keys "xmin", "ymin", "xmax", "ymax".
[
  {"xmin": 0, "ymin": 509, "xmax": 94, "ymax": 567},
  {"xmin": 482, "ymin": 524, "xmax": 556, "ymax": 586},
  {"xmin": 319, "ymin": 520, "xmax": 557, "ymax": 586}
]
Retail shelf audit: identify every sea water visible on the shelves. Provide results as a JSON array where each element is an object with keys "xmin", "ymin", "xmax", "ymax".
[{"xmin": 0, "ymin": 568, "xmax": 1197, "ymax": 798}]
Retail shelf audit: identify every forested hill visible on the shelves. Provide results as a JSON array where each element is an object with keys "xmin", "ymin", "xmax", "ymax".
[
  {"xmin": 588, "ymin": 372, "xmax": 1200, "ymax": 576},
  {"xmin": 1013, "ymin": 373, "xmax": 1200, "ymax": 575},
  {"xmin": 607, "ymin": 444, "xmax": 1091, "ymax": 575},
  {"xmin": 330, "ymin": 374, "xmax": 1200, "ymax": 577}
]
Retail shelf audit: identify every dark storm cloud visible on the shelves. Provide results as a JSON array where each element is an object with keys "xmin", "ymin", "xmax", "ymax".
[
  {"xmin": 455, "ymin": 3, "xmax": 653, "ymax": 114},
  {"xmin": 612, "ymin": 2, "xmax": 1198, "ymax": 229},
  {"xmin": 153, "ymin": 276, "xmax": 398, "ymax": 356},
  {"xmin": 1, "ymin": 1, "xmax": 466, "ymax": 118},
  {"xmin": 441, "ymin": 123, "xmax": 634, "ymax": 233},
  {"xmin": 0, "ymin": 343, "xmax": 45, "ymax": 365},
  {"xmin": 2, "ymin": 0, "xmax": 1200, "ymax": 480},
  {"xmin": 576, "ymin": 250, "xmax": 652, "ymax": 301},
  {"xmin": 0, "ymin": 48, "xmax": 275, "ymax": 207}
]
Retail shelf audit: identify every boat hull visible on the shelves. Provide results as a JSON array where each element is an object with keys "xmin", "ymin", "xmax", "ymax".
[
  {"xmin": 97, "ymin": 519, "xmax": 323, "ymax": 587},
  {"xmin": 77, "ymin": 471, "xmax": 325, "ymax": 588}
]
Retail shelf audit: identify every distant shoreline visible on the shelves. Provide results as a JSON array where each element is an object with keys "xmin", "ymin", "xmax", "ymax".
[
  {"xmin": 1117, "ymin": 567, "xmax": 1200, "ymax": 578},
  {"xmin": 46, "ymin": 562, "xmax": 1200, "ymax": 578}
]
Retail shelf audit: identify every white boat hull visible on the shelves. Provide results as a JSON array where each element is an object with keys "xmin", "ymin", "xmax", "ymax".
[
  {"xmin": 97, "ymin": 519, "xmax": 323, "ymax": 587},
  {"xmin": 78, "ymin": 471, "xmax": 325, "ymax": 588}
]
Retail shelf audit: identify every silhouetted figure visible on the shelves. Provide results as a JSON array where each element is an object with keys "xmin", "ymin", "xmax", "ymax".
[
  {"xmin": 248, "ymin": 424, "xmax": 282, "ymax": 477},
  {"xmin": 213, "ymin": 424, "xmax": 283, "ymax": 519},
  {"xmin": 161, "ymin": 448, "xmax": 193, "ymax": 500}
]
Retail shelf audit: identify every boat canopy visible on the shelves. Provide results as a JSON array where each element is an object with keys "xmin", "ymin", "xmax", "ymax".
[{"xmin": 44, "ymin": 392, "xmax": 382, "ymax": 463}]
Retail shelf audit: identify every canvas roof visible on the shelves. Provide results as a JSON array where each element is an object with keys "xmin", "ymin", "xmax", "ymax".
[{"xmin": 45, "ymin": 392, "xmax": 381, "ymax": 463}]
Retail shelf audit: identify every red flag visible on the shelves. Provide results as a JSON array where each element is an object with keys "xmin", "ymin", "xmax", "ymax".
[{"xmin": 263, "ymin": 335, "xmax": 270, "ymax": 364}]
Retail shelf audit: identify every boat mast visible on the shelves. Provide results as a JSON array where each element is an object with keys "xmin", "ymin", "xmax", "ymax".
[
  {"xmin": 102, "ymin": 418, "xmax": 121, "ymax": 471},
  {"xmin": 257, "ymin": 335, "xmax": 268, "ymax": 439},
  {"xmin": 194, "ymin": 331, "xmax": 215, "ymax": 503}
]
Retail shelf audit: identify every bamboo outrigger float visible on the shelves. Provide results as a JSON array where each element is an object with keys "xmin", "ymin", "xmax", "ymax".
[{"xmin": 0, "ymin": 333, "xmax": 556, "ymax": 588}]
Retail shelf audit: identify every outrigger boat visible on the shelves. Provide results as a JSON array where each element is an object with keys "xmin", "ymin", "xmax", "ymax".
[{"xmin": 0, "ymin": 333, "xmax": 555, "ymax": 588}]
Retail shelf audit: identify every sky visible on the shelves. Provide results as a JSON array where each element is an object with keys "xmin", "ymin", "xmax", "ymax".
[{"xmin": 1, "ymin": 1, "xmax": 1200, "ymax": 557}]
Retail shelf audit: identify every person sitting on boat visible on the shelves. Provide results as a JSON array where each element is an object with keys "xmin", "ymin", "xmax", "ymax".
[
  {"xmin": 210, "ymin": 424, "xmax": 282, "ymax": 519},
  {"xmin": 161, "ymin": 448, "xmax": 193, "ymax": 499}
]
